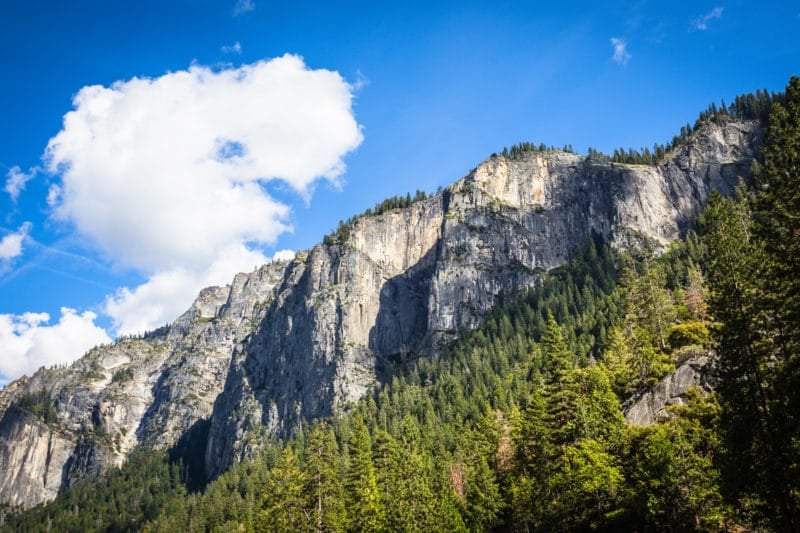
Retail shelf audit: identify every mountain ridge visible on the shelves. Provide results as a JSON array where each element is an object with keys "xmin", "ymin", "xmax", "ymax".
[{"xmin": 0, "ymin": 116, "xmax": 762, "ymax": 509}]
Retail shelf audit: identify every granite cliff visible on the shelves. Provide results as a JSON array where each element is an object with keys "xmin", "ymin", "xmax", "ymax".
[{"xmin": 0, "ymin": 118, "xmax": 762, "ymax": 508}]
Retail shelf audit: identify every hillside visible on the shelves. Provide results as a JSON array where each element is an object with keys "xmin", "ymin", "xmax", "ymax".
[{"xmin": 3, "ymin": 77, "xmax": 797, "ymax": 531}]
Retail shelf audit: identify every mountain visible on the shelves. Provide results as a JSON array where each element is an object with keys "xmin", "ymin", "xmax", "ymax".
[{"xmin": 0, "ymin": 117, "xmax": 761, "ymax": 510}]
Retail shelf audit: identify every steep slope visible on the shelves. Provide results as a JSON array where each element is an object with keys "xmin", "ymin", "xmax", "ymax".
[
  {"xmin": 0, "ymin": 262, "xmax": 288, "ymax": 509},
  {"xmin": 204, "ymin": 118, "xmax": 761, "ymax": 477},
  {"xmin": 0, "ymin": 118, "xmax": 761, "ymax": 507}
]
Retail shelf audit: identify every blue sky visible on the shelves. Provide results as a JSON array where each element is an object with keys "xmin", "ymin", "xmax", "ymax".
[{"xmin": 1, "ymin": 0, "xmax": 798, "ymax": 384}]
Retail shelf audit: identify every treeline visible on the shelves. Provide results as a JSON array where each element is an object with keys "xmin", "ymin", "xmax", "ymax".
[
  {"xmin": 3, "ymin": 232, "xmax": 718, "ymax": 531},
  {"xmin": 3, "ymin": 77, "xmax": 799, "ymax": 532},
  {"xmin": 499, "ymin": 141, "xmax": 576, "ymax": 159},
  {"xmin": 115, "ymin": 324, "xmax": 170, "ymax": 343},
  {"xmin": 1, "ymin": 449, "xmax": 187, "ymax": 532},
  {"xmin": 581, "ymin": 88, "xmax": 782, "ymax": 165},
  {"xmin": 323, "ymin": 189, "xmax": 438, "ymax": 245}
]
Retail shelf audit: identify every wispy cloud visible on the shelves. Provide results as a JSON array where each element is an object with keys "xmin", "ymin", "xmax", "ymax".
[
  {"xmin": 692, "ymin": 7, "xmax": 723, "ymax": 30},
  {"xmin": 233, "ymin": 0, "xmax": 255, "ymax": 16},
  {"xmin": 221, "ymin": 41, "xmax": 242, "ymax": 54},
  {"xmin": 610, "ymin": 37, "xmax": 631, "ymax": 65},
  {"xmin": 4, "ymin": 166, "xmax": 37, "ymax": 202}
]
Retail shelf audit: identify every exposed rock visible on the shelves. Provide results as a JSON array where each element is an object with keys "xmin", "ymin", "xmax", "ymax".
[
  {"xmin": 0, "ymin": 261, "xmax": 289, "ymax": 509},
  {"xmin": 0, "ymin": 118, "xmax": 762, "ymax": 506},
  {"xmin": 624, "ymin": 356, "xmax": 714, "ymax": 426},
  {"xmin": 204, "ymin": 119, "xmax": 761, "ymax": 477}
]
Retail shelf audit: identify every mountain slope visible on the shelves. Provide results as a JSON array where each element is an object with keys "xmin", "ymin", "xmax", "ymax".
[
  {"xmin": 205, "ymin": 118, "xmax": 760, "ymax": 477},
  {"xmin": 0, "ymin": 117, "xmax": 761, "ymax": 508}
]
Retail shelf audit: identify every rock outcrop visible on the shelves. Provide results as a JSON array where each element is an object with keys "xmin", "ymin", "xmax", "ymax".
[
  {"xmin": 0, "ymin": 261, "xmax": 288, "ymax": 509},
  {"xmin": 0, "ymin": 118, "xmax": 762, "ymax": 507},
  {"xmin": 623, "ymin": 355, "xmax": 715, "ymax": 426},
  {"xmin": 204, "ymin": 118, "xmax": 761, "ymax": 477}
]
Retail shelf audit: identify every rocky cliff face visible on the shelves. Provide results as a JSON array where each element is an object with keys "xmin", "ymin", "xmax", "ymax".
[
  {"xmin": 0, "ymin": 118, "xmax": 762, "ymax": 507},
  {"xmin": 624, "ymin": 354, "xmax": 715, "ymax": 426},
  {"xmin": 204, "ymin": 119, "xmax": 762, "ymax": 477},
  {"xmin": 0, "ymin": 261, "xmax": 288, "ymax": 509}
]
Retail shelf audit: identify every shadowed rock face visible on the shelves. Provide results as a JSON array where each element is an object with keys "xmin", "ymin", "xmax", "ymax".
[
  {"xmin": 0, "ymin": 118, "xmax": 762, "ymax": 507},
  {"xmin": 0, "ymin": 261, "xmax": 289, "ymax": 510},
  {"xmin": 204, "ymin": 119, "xmax": 762, "ymax": 478}
]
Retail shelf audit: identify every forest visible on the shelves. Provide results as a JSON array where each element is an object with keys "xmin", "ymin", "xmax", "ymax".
[{"xmin": 2, "ymin": 76, "xmax": 799, "ymax": 532}]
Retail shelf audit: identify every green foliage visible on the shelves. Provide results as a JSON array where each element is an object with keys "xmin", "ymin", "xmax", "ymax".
[
  {"xmin": 2, "ymin": 449, "xmax": 187, "ymax": 532},
  {"xmin": 700, "ymin": 75, "xmax": 800, "ymax": 530},
  {"xmin": 323, "ymin": 189, "xmax": 433, "ymax": 245},
  {"xmin": 259, "ymin": 447, "xmax": 309, "ymax": 532},
  {"xmin": 8, "ymin": 80, "xmax": 798, "ymax": 532},
  {"xmin": 11, "ymin": 389, "xmax": 59, "ymax": 424},
  {"xmin": 345, "ymin": 416, "xmax": 384, "ymax": 532},
  {"xmin": 667, "ymin": 321, "xmax": 711, "ymax": 351},
  {"xmin": 111, "ymin": 365, "xmax": 134, "ymax": 385},
  {"xmin": 305, "ymin": 423, "xmax": 347, "ymax": 532},
  {"xmin": 625, "ymin": 390, "xmax": 725, "ymax": 530}
]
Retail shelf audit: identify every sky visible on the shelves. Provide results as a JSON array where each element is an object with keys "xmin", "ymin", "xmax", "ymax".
[{"xmin": 1, "ymin": 0, "xmax": 798, "ymax": 385}]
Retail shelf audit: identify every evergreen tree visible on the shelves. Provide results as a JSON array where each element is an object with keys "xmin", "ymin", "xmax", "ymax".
[
  {"xmin": 701, "ymin": 187, "xmax": 799, "ymax": 528},
  {"xmin": 345, "ymin": 415, "xmax": 385, "ymax": 532},
  {"xmin": 258, "ymin": 447, "xmax": 309, "ymax": 532},
  {"xmin": 305, "ymin": 423, "xmax": 346, "ymax": 532}
]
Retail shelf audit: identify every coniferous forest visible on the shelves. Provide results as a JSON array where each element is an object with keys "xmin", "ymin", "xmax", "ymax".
[{"xmin": 3, "ymin": 76, "xmax": 800, "ymax": 532}]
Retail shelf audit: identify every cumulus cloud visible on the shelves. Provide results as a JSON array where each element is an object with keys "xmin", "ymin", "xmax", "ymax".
[
  {"xmin": 610, "ymin": 38, "xmax": 631, "ymax": 65},
  {"xmin": 692, "ymin": 7, "xmax": 723, "ymax": 30},
  {"xmin": 0, "ymin": 308, "xmax": 112, "ymax": 382},
  {"xmin": 5, "ymin": 166, "xmax": 37, "ymax": 202},
  {"xmin": 272, "ymin": 249, "xmax": 295, "ymax": 262},
  {"xmin": 45, "ymin": 54, "xmax": 362, "ymax": 274},
  {"xmin": 222, "ymin": 41, "xmax": 242, "ymax": 54},
  {"xmin": 0, "ymin": 222, "xmax": 32, "ymax": 271},
  {"xmin": 233, "ymin": 0, "xmax": 255, "ymax": 16},
  {"xmin": 36, "ymin": 54, "xmax": 362, "ymax": 340}
]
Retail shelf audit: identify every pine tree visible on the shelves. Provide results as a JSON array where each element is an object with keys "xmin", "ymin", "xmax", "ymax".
[
  {"xmin": 701, "ymin": 188, "xmax": 798, "ymax": 528},
  {"xmin": 345, "ymin": 415, "xmax": 385, "ymax": 532},
  {"xmin": 258, "ymin": 447, "xmax": 309, "ymax": 532},
  {"xmin": 305, "ymin": 423, "xmax": 346, "ymax": 532},
  {"xmin": 750, "ymin": 74, "xmax": 800, "ymax": 528}
]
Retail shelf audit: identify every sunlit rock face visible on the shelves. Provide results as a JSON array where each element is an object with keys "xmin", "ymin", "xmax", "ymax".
[
  {"xmin": 0, "ymin": 261, "xmax": 288, "ymax": 510},
  {"xmin": 0, "ymin": 118, "xmax": 761, "ymax": 507},
  {"xmin": 204, "ymin": 119, "xmax": 761, "ymax": 477}
]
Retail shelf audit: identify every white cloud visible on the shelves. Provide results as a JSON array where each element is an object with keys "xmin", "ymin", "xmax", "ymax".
[
  {"xmin": 222, "ymin": 42, "xmax": 242, "ymax": 54},
  {"xmin": 610, "ymin": 38, "xmax": 631, "ymax": 65},
  {"xmin": 692, "ymin": 7, "xmax": 723, "ymax": 30},
  {"xmin": 36, "ymin": 53, "xmax": 362, "ymax": 346},
  {"xmin": 272, "ymin": 249, "xmax": 295, "ymax": 262},
  {"xmin": 105, "ymin": 244, "xmax": 269, "ymax": 335},
  {"xmin": 46, "ymin": 184, "xmax": 61, "ymax": 207},
  {"xmin": 0, "ymin": 308, "xmax": 112, "ymax": 382},
  {"xmin": 233, "ymin": 0, "xmax": 255, "ymax": 16},
  {"xmin": 45, "ymin": 54, "xmax": 362, "ymax": 274},
  {"xmin": 5, "ymin": 166, "xmax": 37, "ymax": 202},
  {"xmin": 0, "ymin": 222, "xmax": 32, "ymax": 271}
]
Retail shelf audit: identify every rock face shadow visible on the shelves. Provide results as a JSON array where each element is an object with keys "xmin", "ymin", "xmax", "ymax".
[{"xmin": 369, "ymin": 243, "xmax": 439, "ymax": 373}]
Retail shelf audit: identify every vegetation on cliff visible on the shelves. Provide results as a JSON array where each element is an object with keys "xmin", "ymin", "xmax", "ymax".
[{"xmin": 3, "ymin": 77, "xmax": 799, "ymax": 532}]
